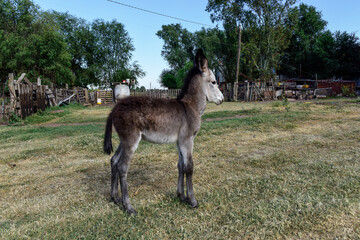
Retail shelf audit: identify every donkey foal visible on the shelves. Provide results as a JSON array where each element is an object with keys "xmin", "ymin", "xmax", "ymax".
[{"xmin": 103, "ymin": 49, "xmax": 224, "ymax": 214}]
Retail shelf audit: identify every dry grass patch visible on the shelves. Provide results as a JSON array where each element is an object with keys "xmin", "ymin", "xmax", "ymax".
[{"xmin": 1, "ymin": 99, "xmax": 360, "ymax": 239}]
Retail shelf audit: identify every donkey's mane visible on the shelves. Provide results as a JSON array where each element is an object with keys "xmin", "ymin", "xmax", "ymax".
[{"xmin": 177, "ymin": 66, "xmax": 201, "ymax": 101}]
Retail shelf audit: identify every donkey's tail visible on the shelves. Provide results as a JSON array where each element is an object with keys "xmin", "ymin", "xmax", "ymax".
[{"xmin": 103, "ymin": 112, "xmax": 113, "ymax": 155}]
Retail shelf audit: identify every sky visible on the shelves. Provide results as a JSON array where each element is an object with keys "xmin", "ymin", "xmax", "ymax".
[{"xmin": 32, "ymin": 0, "xmax": 360, "ymax": 89}]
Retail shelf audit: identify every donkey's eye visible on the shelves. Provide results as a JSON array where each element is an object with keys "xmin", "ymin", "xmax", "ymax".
[{"xmin": 211, "ymin": 81, "xmax": 216, "ymax": 85}]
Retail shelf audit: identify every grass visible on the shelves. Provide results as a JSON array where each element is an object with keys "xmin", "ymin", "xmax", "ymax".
[{"xmin": 1, "ymin": 99, "xmax": 360, "ymax": 239}]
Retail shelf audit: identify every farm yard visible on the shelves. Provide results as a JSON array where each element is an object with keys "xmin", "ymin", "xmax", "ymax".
[{"xmin": 0, "ymin": 99, "xmax": 359, "ymax": 239}]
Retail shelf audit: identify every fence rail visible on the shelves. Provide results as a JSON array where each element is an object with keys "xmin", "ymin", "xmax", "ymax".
[{"xmin": 130, "ymin": 89, "xmax": 181, "ymax": 99}]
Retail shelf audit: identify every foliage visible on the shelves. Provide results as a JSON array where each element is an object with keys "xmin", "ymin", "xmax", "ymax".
[
  {"xmin": 282, "ymin": 98, "xmax": 291, "ymax": 112},
  {"xmin": 157, "ymin": 23, "xmax": 239, "ymax": 85},
  {"xmin": 156, "ymin": 24, "xmax": 195, "ymax": 70},
  {"xmin": 280, "ymin": 3, "xmax": 360, "ymax": 79},
  {"xmin": 271, "ymin": 98, "xmax": 291, "ymax": 112},
  {"xmin": 206, "ymin": 0, "xmax": 297, "ymax": 81},
  {"xmin": 280, "ymin": 4, "xmax": 331, "ymax": 78},
  {"xmin": 157, "ymin": 1, "xmax": 360, "ymax": 84},
  {"xmin": 159, "ymin": 62, "xmax": 193, "ymax": 89},
  {"xmin": 341, "ymin": 85, "xmax": 355, "ymax": 97},
  {"xmin": 112, "ymin": 61, "xmax": 145, "ymax": 87},
  {"xmin": 0, "ymin": 1, "xmax": 144, "ymax": 87},
  {"xmin": 333, "ymin": 31, "xmax": 360, "ymax": 79},
  {"xmin": 0, "ymin": 0, "xmax": 73, "ymax": 84},
  {"xmin": 91, "ymin": 19, "xmax": 134, "ymax": 87},
  {"xmin": 49, "ymin": 11, "xmax": 95, "ymax": 87},
  {"xmin": 159, "ymin": 69, "xmax": 177, "ymax": 89},
  {"xmin": 8, "ymin": 112, "xmax": 22, "ymax": 125}
]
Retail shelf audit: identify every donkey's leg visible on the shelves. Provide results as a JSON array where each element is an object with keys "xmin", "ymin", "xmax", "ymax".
[
  {"xmin": 110, "ymin": 145, "xmax": 122, "ymax": 204},
  {"xmin": 176, "ymin": 146, "xmax": 186, "ymax": 202},
  {"xmin": 178, "ymin": 138, "xmax": 198, "ymax": 208},
  {"xmin": 118, "ymin": 134, "xmax": 141, "ymax": 214}
]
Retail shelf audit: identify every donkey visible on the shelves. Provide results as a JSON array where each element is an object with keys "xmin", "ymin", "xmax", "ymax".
[{"xmin": 103, "ymin": 49, "xmax": 224, "ymax": 214}]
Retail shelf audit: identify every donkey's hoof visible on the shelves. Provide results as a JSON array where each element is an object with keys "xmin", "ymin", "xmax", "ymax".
[
  {"xmin": 186, "ymin": 198, "xmax": 198, "ymax": 208},
  {"xmin": 111, "ymin": 196, "xmax": 121, "ymax": 205},
  {"xmin": 125, "ymin": 207, "xmax": 137, "ymax": 215},
  {"xmin": 123, "ymin": 203, "xmax": 137, "ymax": 215},
  {"xmin": 178, "ymin": 194, "xmax": 187, "ymax": 203},
  {"xmin": 189, "ymin": 199, "xmax": 198, "ymax": 208}
]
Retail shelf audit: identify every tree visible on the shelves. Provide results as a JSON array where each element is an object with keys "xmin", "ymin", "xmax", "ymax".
[
  {"xmin": 157, "ymin": 23, "xmax": 238, "ymax": 88},
  {"xmin": 194, "ymin": 27, "xmax": 222, "ymax": 70},
  {"xmin": 280, "ymin": 3, "xmax": 329, "ymax": 78},
  {"xmin": 91, "ymin": 19, "xmax": 141, "ymax": 87},
  {"xmin": 113, "ymin": 61, "xmax": 145, "ymax": 87},
  {"xmin": 156, "ymin": 24, "xmax": 195, "ymax": 70},
  {"xmin": 207, "ymin": 0, "xmax": 297, "ymax": 82},
  {"xmin": 0, "ymin": 0, "xmax": 73, "ymax": 84},
  {"xmin": 279, "ymin": 4, "xmax": 360, "ymax": 80},
  {"xmin": 159, "ymin": 62, "xmax": 193, "ymax": 89},
  {"xmin": 159, "ymin": 69, "xmax": 177, "ymax": 89},
  {"xmin": 49, "ymin": 11, "xmax": 95, "ymax": 86},
  {"xmin": 333, "ymin": 31, "xmax": 360, "ymax": 79},
  {"xmin": 0, "ymin": 1, "xmax": 144, "ymax": 87}
]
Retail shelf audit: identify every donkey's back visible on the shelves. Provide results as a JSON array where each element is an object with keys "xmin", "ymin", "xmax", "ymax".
[{"xmin": 105, "ymin": 96, "xmax": 186, "ymax": 151}]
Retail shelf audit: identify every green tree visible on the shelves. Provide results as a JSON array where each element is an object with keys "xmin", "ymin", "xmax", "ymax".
[
  {"xmin": 194, "ymin": 27, "xmax": 222, "ymax": 70},
  {"xmin": 156, "ymin": 24, "xmax": 195, "ymax": 70},
  {"xmin": 159, "ymin": 62, "xmax": 193, "ymax": 89},
  {"xmin": 0, "ymin": 0, "xmax": 73, "ymax": 84},
  {"xmin": 157, "ymin": 23, "xmax": 237, "ymax": 86},
  {"xmin": 333, "ymin": 31, "xmax": 360, "ymax": 79},
  {"xmin": 49, "ymin": 11, "xmax": 95, "ymax": 86},
  {"xmin": 91, "ymin": 19, "xmax": 142, "ymax": 88},
  {"xmin": 310, "ymin": 30, "xmax": 335, "ymax": 79},
  {"xmin": 159, "ymin": 69, "xmax": 177, "ymax": 89},
  {"xmin": 113, "ymin": 61, "xmax": 145, "ymax": 87},
  {"xmin": 280, "ymin": 3, "xmax": 330, "ymax": 78},
  {"xmin": 207, "ymin": 0, "xmax": 297, "ymax": 82}
]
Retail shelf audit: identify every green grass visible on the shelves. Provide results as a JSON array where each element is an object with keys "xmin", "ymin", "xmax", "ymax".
[
  {"xmin": 23, "ymin": 103, "xmax": 87, "ymax": 125},
  {"xmin": 202, "ymin": 108, "xmax": 261, "ymax": 119},
  {"xmin": 0, "ymin": 99, "xmax": 360, "ymax": 239}
]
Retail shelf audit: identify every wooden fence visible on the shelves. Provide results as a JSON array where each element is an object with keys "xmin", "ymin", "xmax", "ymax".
[
  {"xmin": 7, "ymin": 73, "xmax": 52, "ymax": 119},
  {"xmin": 223, "ymin": 82, "xmax": 274, "ymax": 101},
  {"xmin": 96, "ymin": 90, "xmax": 113, "ymax": 104},
  {"xmin": 131, "ymin": 89, "xmax": 181, "ymax": 99}
]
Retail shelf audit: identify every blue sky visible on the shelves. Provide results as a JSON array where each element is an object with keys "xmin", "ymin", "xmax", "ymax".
[{"xmin": 32, "ymin": 0, "xmax": 360, "ymax": 89}]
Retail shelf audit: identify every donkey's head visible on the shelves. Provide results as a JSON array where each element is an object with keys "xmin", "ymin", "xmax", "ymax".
[{"xmin": 194, "ymin": 49, "xmax": 224, "ymax": 105}]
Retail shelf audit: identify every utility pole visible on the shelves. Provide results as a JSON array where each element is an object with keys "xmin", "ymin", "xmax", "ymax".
[{"xmin": 233, "ymin": 24, "xmax": 242, "ymax": 101}]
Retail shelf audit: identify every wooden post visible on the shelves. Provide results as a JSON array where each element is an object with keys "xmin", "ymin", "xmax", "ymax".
[
  {"xmin": 84, "ymin": 88, "xmax": 89, "ymax": 104},
  {"xmin": 246, "ymin": 81, "xmax": 250, "ymax": 101},
  {"xmin": 8, "ymin": 73, "xmax": 16, "ymax": 114},
  {"xmin": 233, "ymin": 24, "xmax": 242, "ymax": 101},
  {"xmin": 75, "ymin": 87, "xmax": 80, "ymax": 103},
  {"xmin": 37, "ymin": 77, "xmax": 41, "ymax": 86},
  {"xmin": 249, "ymin": 83, "xmax": 253, "ymax": 101},
  {"xmin": 16, "ymin": 73, "xmax": 26, "ymax": 84}
]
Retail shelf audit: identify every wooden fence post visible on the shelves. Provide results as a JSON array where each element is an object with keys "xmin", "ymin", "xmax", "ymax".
[
  {"xmin": 84, "ymin": 88, "xmax": 89, "ymax": 104},
  {"xmin": 8, "ymin": 73, "xmax": 16, "ymax": 114}
]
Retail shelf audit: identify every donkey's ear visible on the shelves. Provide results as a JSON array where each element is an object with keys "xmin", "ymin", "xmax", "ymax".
[{"xmin": 194, "ymin": 49, "xmax": 208, "ymax": 72}]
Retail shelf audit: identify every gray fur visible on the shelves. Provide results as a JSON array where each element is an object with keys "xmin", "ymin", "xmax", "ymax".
[{"xmin": 103, "ymin": 49, "xmax": 224, "ymax": 214}]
